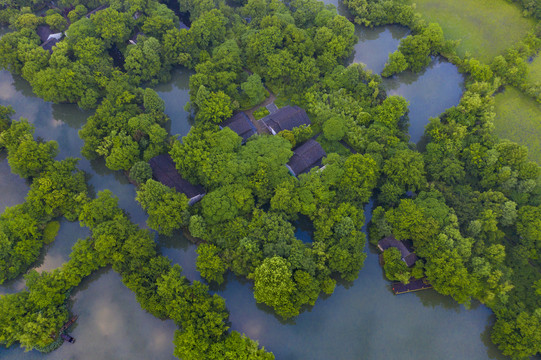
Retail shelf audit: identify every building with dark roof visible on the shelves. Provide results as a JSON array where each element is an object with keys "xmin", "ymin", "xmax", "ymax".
[
  {"xmin": 149, "ymin": 154, "xmax": 205, "ymax": 205},
  {"xmin": 377, "ymin": 235, "xmax": 419, "ymax": 267},
  {"xmin": 286, "ymin": 139, "xmax": 326, "ymax": 177},
  {"xmin": 37, "ymin": 25, "xmax": 53, "ymax": 43},
  {"xmin": 262, "ymin": 105, "xmax": 311, "ymax": 135},
  {"xmin": 41, "ymin": 38, "xmax": 59, "ymax": 53},
  {"xmin": 85, "ymin": 4, "xmax": 109, "ymax": 18},
  {"xmin": 220, "ymin": 112, "xmax": 257, "ymax": 144}
]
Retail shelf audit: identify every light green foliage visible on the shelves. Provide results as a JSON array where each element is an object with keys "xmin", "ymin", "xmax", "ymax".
[
  {"xmin": 13, "ymin": 13, "xmax": 40, "ymax": 30},
  {"xmin": 136, "ymin": 179, "xmax": 190, "ymax": 236},
  {"xmin": 373, "ymin": 96, "xmax": 409, "ymax": 129},
  {"xmin": 253, "ymin": 107, "xmax": 270, "ymax": 120},
  {"xmin": 0, "ymin": 105, "xmax": 14, "ymax": 133},
  {"xmin": 194, "ymin": 87, "xmax": 234, "ymax": 124},
  {"xmin": 196, "ymin": 244, "xmax": 227, "ymax": 284}
]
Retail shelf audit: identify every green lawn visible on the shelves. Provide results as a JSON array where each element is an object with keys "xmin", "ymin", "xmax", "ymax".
[
  {"xmin": 494, "ymin": 87, "xmax": 541, "ymax": 163},
  {"xmin": 526, "ymin": 55, "xmax": 541, "ymax": 86},
  {"xmin": 410, "ymin": 0, "xmax": 536, "ymax": 62}
]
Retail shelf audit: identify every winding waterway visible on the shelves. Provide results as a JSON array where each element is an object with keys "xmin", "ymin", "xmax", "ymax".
[{"xmin": 0, "ymin": 20, "xmax": 506, "ymax": 360}]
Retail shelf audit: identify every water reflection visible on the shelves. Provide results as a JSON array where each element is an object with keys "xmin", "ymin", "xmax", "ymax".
[
  {"xmin": 0, "ymin": 156, "xmax": 30, "ymax": 213},
  {"xmin": 157, "ymin": 230, "xmax": 201, "ymax": 282},
  {"xmin": 383, "ymin": 58, "xmax": 465, "ymax": 144},
  {"xmin": 1, "ymin": 269, "xmax": 177, "ymax": 360},
  {"xmin": 350, "ymin": 25, "xmax": 409, "ymax": 74},
  {"xmin": 153, "ymin": 68, "xmax": 194, "ymax": 137}
]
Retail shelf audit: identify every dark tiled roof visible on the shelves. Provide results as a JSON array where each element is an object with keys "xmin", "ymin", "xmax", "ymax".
[
  {"xmin": 286, "ymin": 139, "xmax": 326, "ymax": 176},
  {"xmin": 41, "ymin": 38, "xmax": 59, "ymax": 53},
  {"xmin": 263, "ymin": 105, "xmax": 311, "ymax": 134},
  {"xmin": 36, "ymin": 25, "xmax": 53, "ymax": 43},
  {"xmin": 220, "ymin": 112, "xmax": 257, "ymax": 143},
  {"xmin": 85, "ymin": 4, "xmax": 109, "ymax": 18},
  {"xmin": 377, "ymin": 235, "xmax": 418, "ymax": 267},
  {"xmin": 149, "ymin": 154, "xmax": 205, "ymax": 200}
]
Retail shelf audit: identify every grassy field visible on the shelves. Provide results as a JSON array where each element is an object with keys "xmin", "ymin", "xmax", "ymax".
[
  {"xmin": 494, "ymin": 87, "xmax": 541, "ymax": 163},
  {"xmin": 526, "ymin": 55, "xmax": 541, "ymax": 86},
  {"xmin": 410, "ymin": 0, "xmax": 536, "ymax": 62}
]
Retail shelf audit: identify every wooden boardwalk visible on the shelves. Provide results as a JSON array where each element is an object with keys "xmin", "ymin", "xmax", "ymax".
[{"xmin": 392, "ymin": 278, "xmax": 432, "ymax": 295}]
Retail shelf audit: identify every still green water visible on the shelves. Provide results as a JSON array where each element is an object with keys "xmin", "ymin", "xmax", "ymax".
[{"xmin": 0, "ymin": 22, "xmax": 506, "ymax": 360}]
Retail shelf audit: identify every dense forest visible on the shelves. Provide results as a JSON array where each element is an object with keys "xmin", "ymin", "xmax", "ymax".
[{"xmin": 0, "ymin": 0, "xmax": 540, "ymax": 358}]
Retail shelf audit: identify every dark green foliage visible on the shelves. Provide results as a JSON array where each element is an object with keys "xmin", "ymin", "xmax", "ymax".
[
  {"xmin": 382, "ymin": 247, "xmax": 411, "ymax": 283},
  {"xmin": 42, "ymin": 221, "xmax": 60, "ymax": 244},
  {"xmin": 129, "ymin": 161, "xmax": 153, "ymax": 184}
]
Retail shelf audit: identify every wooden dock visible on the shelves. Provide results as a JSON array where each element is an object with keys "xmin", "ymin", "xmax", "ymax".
[{"xmin": 392, "ymin": 278, "xmax": 432, "ymax": 295}]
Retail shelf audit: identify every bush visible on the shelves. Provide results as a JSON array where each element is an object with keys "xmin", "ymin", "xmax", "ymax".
[
  {"xmin": 253, "ymin": 107, "xmax": 269, "ymax": 120},
  {"xmin": 42, "ymin": 221, "xmax": 61, "ymax": 244}
]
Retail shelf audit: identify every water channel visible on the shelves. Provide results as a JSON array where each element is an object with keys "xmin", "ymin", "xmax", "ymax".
[{"xmin": 0, "ymin": 18, "xmax": 506, "ymax": 360}]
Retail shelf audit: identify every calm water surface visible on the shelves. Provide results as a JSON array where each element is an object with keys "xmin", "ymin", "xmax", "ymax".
[
  {"xmin": 0, "ymin": 23, "xmax": 500, "ymax": 360},
  {"xmin": 348, "ymin": 26, "xmax": 465, "ymax": 144}
]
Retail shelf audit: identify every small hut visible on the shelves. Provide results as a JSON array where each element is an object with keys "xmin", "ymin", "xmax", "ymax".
[
  {"xmin": 377, "ymin": 235, "xmax": 418, "ymax": 267},
  {"xmin": 262, "ymin": 105, "xmax": 311, "ymax": 135},
  {"xmin": 36, "ymin": 25, "xmax": 62, "ymax": 44},
  {"xmin": 149, "ymin": 154, "xmax": 205, "ymax": 205},
  {"xmin": 128, "ymin": 31, "xmax": 145, "ymax": 45},
  {"xmin": 41, "ymin": 38, "xmax": 59, "ymax": 53},
  {"xmin": 286, "ymin": 139, "xmax": 326, "ymax": 177},
  {"xmin": 220, "ymin": 112, "xmax": 257, "ymax": 144}
]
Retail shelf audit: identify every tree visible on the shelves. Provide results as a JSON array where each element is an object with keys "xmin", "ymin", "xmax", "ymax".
[
  {"xmin": 194, "ymin": 87, "xmax": 234, "ymax": 124},
  {"xmin": 143, "ymin": 88, "xmax": 166, "ymax": 113},
  {"xmin": 125, "ymin": 37, "xmax": 164, "ymax": 85},
  {"xmin": 136, "ymin": 179, "xmax": 190, "ymax": 236},
  {"xmin": 382, "ymin": 247, "xmax": 411, "ymax": 284},
  {"xmin": 241, "ymin": 74, "xmax": 266, "ymax": 107},
  {"xmin": 91, "ymin": 8, "xmax": 131, "ymax": 46},
  {"xmin": 129, "ymin": 161, "xmax": 153, "ymax": 184},
  {"xmin": 322, "ymin": 117, "xmax": 346, "ymax": 141},
  {"xmin": 196, "ymin": 244, "xmax": 227, "ymax": 284},
  {"xmin": 383, "ymin": 149, "xmax": 426, "ymax": 192},
  {"xmin": 252, "ymin": 256, "xmax": 299, "ymax": 319},
  {"xmin": 45, "ymin": 13, "xmax": 67, "ymax": 32}
]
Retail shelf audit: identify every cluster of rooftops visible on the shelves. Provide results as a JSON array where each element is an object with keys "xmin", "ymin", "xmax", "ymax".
[{"xmin": 150, "ymin": 105, "xmax": 327, "ymax": 204}]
